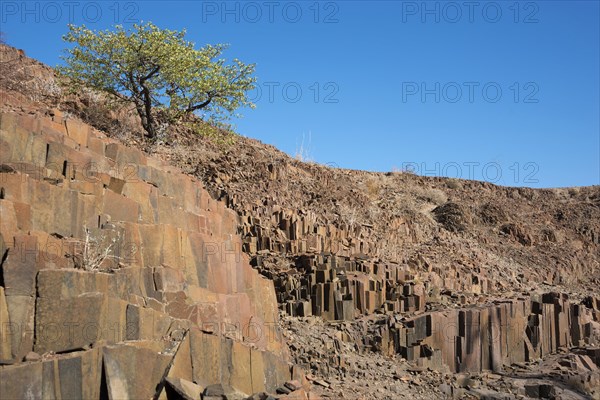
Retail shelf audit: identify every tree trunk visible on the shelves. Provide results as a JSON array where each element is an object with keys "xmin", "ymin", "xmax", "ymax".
[
  {"xmin": 141, "ymin": 86, "xmax": 155, "ymax": 138},
  {"xmin": 133, "ymin": 101, "xmax": 152, "ymax": 138},
  {"xmin": 133, "ymin": 86, "xmax": 156, "ymax": 139}
]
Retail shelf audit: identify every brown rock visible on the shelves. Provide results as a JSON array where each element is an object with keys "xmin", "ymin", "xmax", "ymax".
[
  {"xmin": 165, "ymin": 377, "xmax": 203, "ymax": 400},
  {"xmin": 103, "ymin": 343, "xmax": 172, "ymax": 400},
  {"xmin": 42, "ymin": 348, "xmax": 103, "ymax": 400},
  {"xmin": 2, "ymin": 234, "xmax": 40, "ymax": 296},
  {"xmin": 285, "ymin": 379, "xmax": 302, "ymax": 391},
  {"xmin": 190, "ymin": 328, "xmax": 223, "ymax": 387},
  {"xmin": 5, "ymin": 294, "xmax": 35, "ymax": 360},
  {"xmin": 0, "ymin": 287, "xmax": 12, "ymax": 360},
  {"xmin": 35, "ymin": 292, "xmax": 107, "ymax": 354},
  {"xmin": 125, "ymin": 303, "xmax": 172, "ymax": 341},
  {"xmin": 0, "ymin": 360, "xmax": 43, "ymax": 398},
  {"xmin": 167, "ymin": 332, "xmax": 193, "ymax": 382},
  {"xmin": 23, "ymin": 351, "xmax": 40, "ymax": 362}
]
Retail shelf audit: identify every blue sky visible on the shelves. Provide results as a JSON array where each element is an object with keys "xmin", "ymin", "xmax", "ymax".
[{"xmin": 2, "ymin": 1, "xmax": 599, "ymax": 188}]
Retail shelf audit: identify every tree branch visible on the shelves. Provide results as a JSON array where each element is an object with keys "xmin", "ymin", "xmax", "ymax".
[{"xmin": 186, "ymin": 92, "xmax": 214, "ymax": 112}]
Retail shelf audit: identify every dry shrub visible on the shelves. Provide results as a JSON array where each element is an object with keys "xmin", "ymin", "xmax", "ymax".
[
  {"xmin": 432, "ymin": 202, "xmax": 472, "ymax": 232},
  {"xmin": 445, "ymin": 179, "xmax": 462, "ymax": 190},
  {"xmin": 416, "ymin": 188, "xmax": 447, "ymax": 206},
  {"xmin": 364, "ymin": 177, "xmax": 382, "ymax": 199},
  {"xmin": 69, "ymin": 227, "xmax": 121, "ymax": 272},
  {"xmin": 62, "ymin": 87, "xmax": 144, "ymax": 141},
  {"xmin": 479, "ymin": 202, "xmax": 509, "ymax": 225},
  {"xmin": 540, "ymin": 228, "xmax": 558, "ymax": 243},
  {"xmin": 500, "ymin": 223, "xmax": 533, "ymax": 246},
  {"xmin": 337, "ymin": 203, "xmax": 360, "ymax": 228},
  {"xmin": 568, "ymin": 188, "xmax": 580, "ymax": 198},
  {"xmin": 183, "ymin": 118, "xmax": 237, "ymax": 147}
]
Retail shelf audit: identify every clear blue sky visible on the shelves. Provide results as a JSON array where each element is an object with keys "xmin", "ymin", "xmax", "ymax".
[{"xmin": 2, "ymin": 1, "xmax": 599, "ymax": 188}]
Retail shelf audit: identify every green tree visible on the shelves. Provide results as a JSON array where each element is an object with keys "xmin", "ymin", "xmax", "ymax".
[{"xmin": 58, "ymin": 22, "xmax": 256, "ymax": 139}]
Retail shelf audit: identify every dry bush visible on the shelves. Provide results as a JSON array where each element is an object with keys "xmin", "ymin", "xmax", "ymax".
[
  {"xmin": 337, "ymin": 203, "xmax": 361, "ymax": 228},
  {"xmin": 568, "ymin": 188, "xmax": 581, "ymax": 198},
  {"xmin": 182, "ymin": 118, "xmax": 237, "ymax": 147},
  {"xmin": 540, "ymin": 228, "xmax": 558, "ymax": 243},
  {"xmin": 294, "ymin": 132, "xmax": 313, "ymax": 162},
  {"xmin": 69, "ymin": 227, "xmax": 121, "ymax": 272},
  {"xmin": 500, "ymin": 223, "xmax": 533, "ymax": 246},
  {"xmin": 479, "ymin": 202, "xmax": 509, "ymax": 225},
  {"xmin": 432, "ymin": 202, "xmax": 472, "ymax": 232},
  {"xmin": 365, "ymin": 204, "xmax": 381, "ymax": 224},
  {"xmin": 445, "ymin": 179, "xmax": 462, "ymax": 190},
  {"xmin": 62, "ymin": 87, "xmax": 144, "ymax": 141},
  {"xmin": 415, "ymin": 187, "xmax": 447, "ymax": 206},
  {"xmin": 364, "ymin": 176, "xmax": 383, "ymax": 199}
]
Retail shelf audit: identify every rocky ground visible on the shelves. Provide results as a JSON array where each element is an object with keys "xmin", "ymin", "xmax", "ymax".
[
  {"xmin": 280, "ymin": 313, "xmax": 444, "ymax": 399},
  {"xmin": 280, "ymin": 314, "xmax": 600, "ymax": 399}
]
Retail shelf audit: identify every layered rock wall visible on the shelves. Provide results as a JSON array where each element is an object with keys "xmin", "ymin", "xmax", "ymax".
[{"xmin": 0, "ymin": 111, "xmax": 301, "ymax": 398}]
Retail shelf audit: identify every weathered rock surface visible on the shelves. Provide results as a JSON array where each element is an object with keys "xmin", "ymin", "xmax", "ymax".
[
  {"xmin": 0, "ymin": 102, "xmax": 301, "ymax": 397},
  {"xmin": 1, "ymin": 43, "xmax": 599, "ymax": 399}
]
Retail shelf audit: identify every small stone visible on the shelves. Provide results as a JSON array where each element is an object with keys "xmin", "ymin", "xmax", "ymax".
[
  {"xmin": 23, "ymin": 352, "xmax": 41, "ymax": 362},
  {"xmin": 313, "ymin": 379, "xmax": 330, "ymax": 388},
  {"xmin": 203, "ymin": 383, "xmax": 225, "ymax": 397},
  {"xmin": 284, "ymin": 380, "xmax": 302, "ymax": 391},
  {"xmin": 276, "ymin": 386, "xmax": 291, "ymax": 395}
]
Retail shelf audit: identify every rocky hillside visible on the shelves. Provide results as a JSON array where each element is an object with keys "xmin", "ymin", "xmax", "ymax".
[
  {"xmin": 1, "ymin": 44, "xmax": 600, "ymax": 399},
  {"xmin": 0, "ymin": 45, "xmax": 310, "ymax": 400}
]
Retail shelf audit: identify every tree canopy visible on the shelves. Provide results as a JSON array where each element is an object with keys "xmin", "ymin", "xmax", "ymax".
[{"xmin": 58, "ymin": 22, "xmax": 256, "ymax": 139}]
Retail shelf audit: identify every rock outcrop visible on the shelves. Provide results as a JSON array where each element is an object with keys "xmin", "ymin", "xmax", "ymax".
[
  {"xmin": 0, "ymin": 111, "xmax": 307, "ymax": 399},
  {"xmin": 376, "ymin": 294, "xmax": 600, "ymax": 373}
]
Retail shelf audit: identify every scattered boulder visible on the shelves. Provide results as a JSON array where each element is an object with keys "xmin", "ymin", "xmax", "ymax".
[{"xmin": 165, "ymin": 377, "xmax": 203, "ymax": 400}]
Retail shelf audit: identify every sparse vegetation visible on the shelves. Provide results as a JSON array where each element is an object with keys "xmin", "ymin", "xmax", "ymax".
[
  {"xmin": 364, "ymin": 176, "xmax": 382, "ymax": 199},
  {"xmin": 70, "ymin": 227, "xmax": 121, "ymax": 272},
  {"xmin": 432, "ymin": 202, "xmax": 472, "ymax": 232},
  {"xmin": 294, "ymin": 132, "xmax": 314, "ymax": 162},
  {"xmin": 445, "ymin": 179, "xmax": 462, "ymax": 190},
  {"xmin": 0, "ymin": 45, "xmax": 62, "ymax": 104},
  {"xmin": 71, "ymin": 87, "xmax": 142, "ymax": 139},
  {"xmin": 182, "ymin": 118, "xmax": 238, "ymax": 146},
  {"xmin": 337, "ymin": 203, "xmax": 361, "ymax": 228},
  {"xmin": 416, "ymin": 187, "xmax": 447, "ymax": 206}
]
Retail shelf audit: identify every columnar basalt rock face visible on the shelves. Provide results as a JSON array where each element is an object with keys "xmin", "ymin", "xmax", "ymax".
[
  {"xmin": 369, "ymin": 294, "xmax": 600, "ymax": 374},
  {"xmin": 0, "ymin": 111, "xmax": 305, "ymax": 398},
  {"xmin": 238, "ymin": 206, "xmax": 388, "ymax": 258},
  {"xmin": 241, "ymin": 214, "xmax": 599, "ymax": 383},
  {"xmin": 257, "ymin": 253, "xmax": 501, "ymax": 322},
  {"xmin": 264, "ymin": 254, "xmax": 426, "ymax": 320}
]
